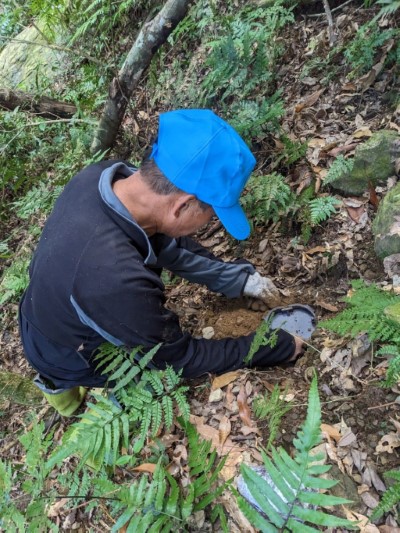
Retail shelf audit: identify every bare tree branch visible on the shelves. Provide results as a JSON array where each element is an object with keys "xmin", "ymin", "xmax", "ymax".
[
  {"xmin": 91, "ymin": 0, "xmax": 192, "ymax": 154},
  {"xmin": 0, "ymin": 88, "xmax": 77, "ymax": 118}
]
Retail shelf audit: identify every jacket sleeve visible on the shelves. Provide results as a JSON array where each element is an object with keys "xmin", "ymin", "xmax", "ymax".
[
  {"xmin": 154, "ymin": 235, "xmax": 255, "ymax": 298},
  {"xmin": 72, "ymin": 246, "xmax": 294, "ymax": 378}
]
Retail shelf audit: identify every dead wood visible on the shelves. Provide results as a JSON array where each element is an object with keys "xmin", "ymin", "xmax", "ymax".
[
  {"xmin": 90, "ymin": 0, "xmax": 191, "ymax": 155},
  {"xmin": 0, "ymin": 88, "xmax": 77, "ymax": 118}
]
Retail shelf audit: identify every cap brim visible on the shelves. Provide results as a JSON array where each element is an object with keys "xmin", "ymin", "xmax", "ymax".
[{"xmin": 214, "ymin": 203, "xmax": 251, "ymax": 240}]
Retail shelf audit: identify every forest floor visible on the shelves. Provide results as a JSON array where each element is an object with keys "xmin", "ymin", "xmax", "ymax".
[{"xmin": 1, "ymin": 2, "xmax": 400, "ymax": 531}]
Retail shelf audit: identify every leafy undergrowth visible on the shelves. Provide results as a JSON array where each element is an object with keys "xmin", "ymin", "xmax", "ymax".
[{"xmin": 1, "ymin": 0, "xmax": 400, "ymax": 530}]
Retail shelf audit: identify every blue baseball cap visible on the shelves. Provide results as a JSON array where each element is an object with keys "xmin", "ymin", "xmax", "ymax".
[{"xmin": 150, "ymin": 109, "xmax": 256, "ymax": 240}]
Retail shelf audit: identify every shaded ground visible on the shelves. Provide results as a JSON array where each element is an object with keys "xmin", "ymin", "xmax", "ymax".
[{"xmin": 1, "ymin": 2, "xmax": 400, "ymax": 531}]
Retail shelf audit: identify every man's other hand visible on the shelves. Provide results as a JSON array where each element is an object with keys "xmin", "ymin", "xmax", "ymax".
[{"xmin": 243, "ymin": 272, "xmax": 281, "ymax": 308}]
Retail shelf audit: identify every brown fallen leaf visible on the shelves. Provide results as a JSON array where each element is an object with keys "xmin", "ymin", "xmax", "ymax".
[
  {"xmin": 341, "ymin": 82, "xmax": 357, "ymax": 91},
  {"xmin": 343, "ymin": 508, "xmax": 380, "ymax": 532},
  {"xmin": 353, "ymin": 127, "xmax": 373, "ymax": 139},
  {"xmin": 368, "ymin": 181, "xmax": 379, "ymax": 210},
  {"xmin": 327, "ymin": 143, "xmax": 359, "ymax": 157},
  {"xmin": 316, "ymin": 300, "xmax": 339, "ymax": 312},
  {"xmin": 379, "ymin": 526, "xmax": 400, "ymax": 533},
  {"xmin": 321, "ymin": 423, "xmax": 341, "ymax": 443},
  {"xmin": 344, "ymin": 204, "xmax": 367, "ymax": 223},
  {"xmin": 295, "ymin": 88, "xmax": 325, "ymax": 113},
  {"xmin": 376, "ymin": 432, "xmax": 400, "ymax": 454},
  {"xmin": 132, "ymin": 463, "xmax": 157, "ymax": 474},
  {"xmin": 237, "ymin": 384, "xmax": 254, "ymax": 427},
  {"xmin": 308, "ymin": 137, "xmax": 326, "ymax": 148},
  {"xmin": 225, "ymin": 383, "xmax": 235, "ymax": 411},
  {"xmin": 211, "ymin": 371, "xmax": 240, "ymax": 390},
  {"xmin": 338, "ymin": 430, "xmax": 357, "ymax": 447},
  {"xmin": 47, "ymin": 498, "xmax": 69, "ymax": 517},
  {"xmin": 218, "ymin": 415, "xmax": 231, "ymax": 447},
  {"xmin": 305, "ymin": 245, "xmax": 327, "ymax": 254},
  {"xmin": 240, "ymin": 425, "xmax": 261, "ymax": 436},
  {"xmin": 189, "ymin": 415, "xmax": 220, "ymax": 448}
]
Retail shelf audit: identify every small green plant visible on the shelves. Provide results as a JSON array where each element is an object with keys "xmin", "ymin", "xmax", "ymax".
[
  {"xmin": 0, "ymin": 421, "xmax": 57, "ymax": 532},
  {"xmin": 296, "ymin": 195, "xmax": 341, "ymax": 243},
  {"xmin": 253, "ymin": 385, "xmax": 293, "ymax": 452},
  {"xmin": 375, "ymin": 0, "xmax": 400, "ymax": 17},
  {"xmin": 344, "ymin": 23, "xmax": 397, "ymax": 77},
  {"xmin": 241, "ymin": 172, "xmax": 294, "ymax": 226},
  {"xmin": 324, "ymin": 155, "xmax": 354, "ymax": 186},
  {"xmin": 0, "ymin": 256, "xmax": 30, "ymax": 305},
  {"xmin": 371, "ymin": 469, "xmax": 400, "ymax": 520},
  {"xmin": 227, "ymin": 96, "xmax": 284, "ymax": 143},
  {"xmin": 47, "ymin": 344, "xmax": 191, "ymax": 469},
  {"xmin": 236, "ymin": 376, "xmax": 356, "ymax": 532},
  {"xmin": 245, "ymin": 316, "xmax": 279, "ymax": 364},
  {"xmin": 13, "ymin": 182, "xmax": 63, "ymax": 220},
  {"xmin": 88, "ymin": 420, "xmax": 229, "ymax": 532},
  {"xmin": 200, "ymin": 3, "xmax": 294, "ymax": 105},
  {"xmin": 277, "ymin": 134, "xmax": 308, "ymax": 167},
  {"xmin": 321, "ymin": 280, "xmax": 400, "ymax": 385}
]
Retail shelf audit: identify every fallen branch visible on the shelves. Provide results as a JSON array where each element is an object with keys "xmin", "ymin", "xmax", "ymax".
[
  {"xmin": 91, "ymin": 0, "xmax": 191, "ymax": 154},
  {"xmin": 322, "ymin": 0, "xmax": 337, "ymax": 46},
  {"xmin": 0, "ymin": 89, "xmax": 77, "ymax": 119}
]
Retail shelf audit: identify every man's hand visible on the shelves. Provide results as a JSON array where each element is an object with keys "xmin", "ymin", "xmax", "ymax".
[{"xmin": 243, "ymin": 272, "xmax": 281, "ymax": 309}]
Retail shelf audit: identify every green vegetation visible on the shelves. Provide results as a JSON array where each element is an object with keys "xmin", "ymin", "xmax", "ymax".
[
  {"xmin": 253, "ymin": 384, "xmax": 293, "ymax": 452},
  {"xmin": 321, "ymin": 280, "xmax": 400, "ymax": 386},
  {"xmin": 371, "ymin": 469, "xmax": 400, "ymax": 520},
  {"xmin": 1, "ymin": 0, "xmax": 400, "ymax": 528},
  {"xmin": 236, "ymin": 377, "xmax": 356, "ymax": 532}
]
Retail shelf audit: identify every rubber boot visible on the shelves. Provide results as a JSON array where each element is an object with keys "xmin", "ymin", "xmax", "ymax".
[{"xmin": 42, "ymin": 386, "xmax": 87, "ymax": 417}]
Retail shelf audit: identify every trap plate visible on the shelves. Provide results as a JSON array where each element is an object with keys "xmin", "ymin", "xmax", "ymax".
[{"xmin": 263, "ymin": 304, "xmax": 316, "ymax": 339}]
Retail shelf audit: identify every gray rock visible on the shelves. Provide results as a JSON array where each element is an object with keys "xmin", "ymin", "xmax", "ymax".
[
  {"xmin": 383, "ymin": 253, "xmax": 400, "ymax": 277},
  {"xmin": 0, "ymin": 23, "xmax": 68, "ymax": 91},
  {"xmin": 329, "ymin": 130, "xmax": 400, "ymax": 195},
  {"xmin": 373, "ymin": 182, "xmax": 400, "ymax": 259}
]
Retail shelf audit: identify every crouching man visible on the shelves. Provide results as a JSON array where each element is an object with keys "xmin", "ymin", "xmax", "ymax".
[{"xmin": 19, "ymin": 109, "xmax": 302, "ymax": 416}]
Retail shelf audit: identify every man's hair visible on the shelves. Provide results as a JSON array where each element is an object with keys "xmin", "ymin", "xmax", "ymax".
[{"xmin": 140, "ymin": 149, "xmax": 210, "ymax": 211}]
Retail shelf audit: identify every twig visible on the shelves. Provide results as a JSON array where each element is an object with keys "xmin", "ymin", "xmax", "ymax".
[
  {"xmin": 367, "ymin": 400, "xmax": 400, "ymax": 410},
  {"xmin": 322, "ymin": 0, "xmax": 337, "ymax": 46},
  {"xmin": 309, "ymin": 0, "xmax": 355, "ymax": 17}
]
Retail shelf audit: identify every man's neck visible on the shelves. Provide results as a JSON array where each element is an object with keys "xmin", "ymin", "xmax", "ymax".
[{"xmin": 112, "ymin": 170, "xmax": 164, "ymax": 236}]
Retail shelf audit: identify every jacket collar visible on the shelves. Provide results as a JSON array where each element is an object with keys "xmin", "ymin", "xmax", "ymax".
[{"xmin": 98, "ymin": 162, "xmax": 157, "ymax": 265}]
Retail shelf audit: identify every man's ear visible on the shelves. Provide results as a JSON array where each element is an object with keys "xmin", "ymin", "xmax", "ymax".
[{"xmin": 171, "ymin": 194, "xmax": 196, "ymax": 219}]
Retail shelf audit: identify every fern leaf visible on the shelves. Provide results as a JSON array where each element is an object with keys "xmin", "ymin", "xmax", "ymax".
[
  {"xmin": 151, "ymin": 400, "xmax": 163, "ymax": 436},
  {"xmin": 237, "ymin": 376, "xmax": 356, "ymax": 530},
  {"xmin": 371, "ymin": 469, "xmax": 400, "ymax": 519},
  {"xmin": 139, "ymin": 343, "xmax": 162, "ymax": 370},
  {"xmin": 162, "ymin": 395, "xmax": 174, "ymax": 429},
  {"xmin": 236, "ymin": 487, "xmax": 279, "ymax": 532},
  {"xmin": 165, "ymin": 471, "xmax": 180, "ymax": 516},
  {"xmin": 112, "ymin": 363, "xmax": 141, "ymax": 393}
]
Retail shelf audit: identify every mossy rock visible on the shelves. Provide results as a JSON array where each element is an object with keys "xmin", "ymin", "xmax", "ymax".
[
  {"xmin": 384, "ymin": 301, "xmax": 400, "ymax": 325},
  {"xmin": 0, "ymin": 23, "xmax": 67, "ymax": 91},
  {"xmin": 0, "ymin": 371, "xmax": 43, "ymax": 406},
  {"xmin": 330, "ymin": 130, "xmax": 400, "ymax": 195},
  {"xmin": 373, "ymin": 182, "xmax": 400, "ymax": 259}
]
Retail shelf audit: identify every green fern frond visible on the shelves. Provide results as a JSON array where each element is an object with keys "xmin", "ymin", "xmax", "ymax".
[
  {"xmin": 254, "ymin": 385, "xmax": 293, "ymax": 451},
  {"xmin": 321, "ymin": 281, "xmax": 400, "ymax": 385},
  {"xmin": 95, "ymin": 423, "xmax": 230, "ymax": 531},
  {"xmin": 320, "ymin": 281, "xmax": 399, "ymax": 340},
  {"xmin": 236, "ymin": 376, "xmax": 356, "ymax": 531},
  {"xmin": 245, "ymin": 317, "xmax": 279, "ymax": 364},
  {"xmin": 324, "ymin": 155, "xmax": 354, "ymax": 186},
  {"xmin": 241, "ymin": 172, "xmax": 294, "ymax": 226},
  {"xmin": 308, "ymin": 196, "xmax": 341, "ymax": 225},
  {"xmin": 376, "ymin": 0, "xmax": 400, "ymax": 16},
  {"xmin": 371, "ymin": 469, "xmax": 400, "ymax": 520}
]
